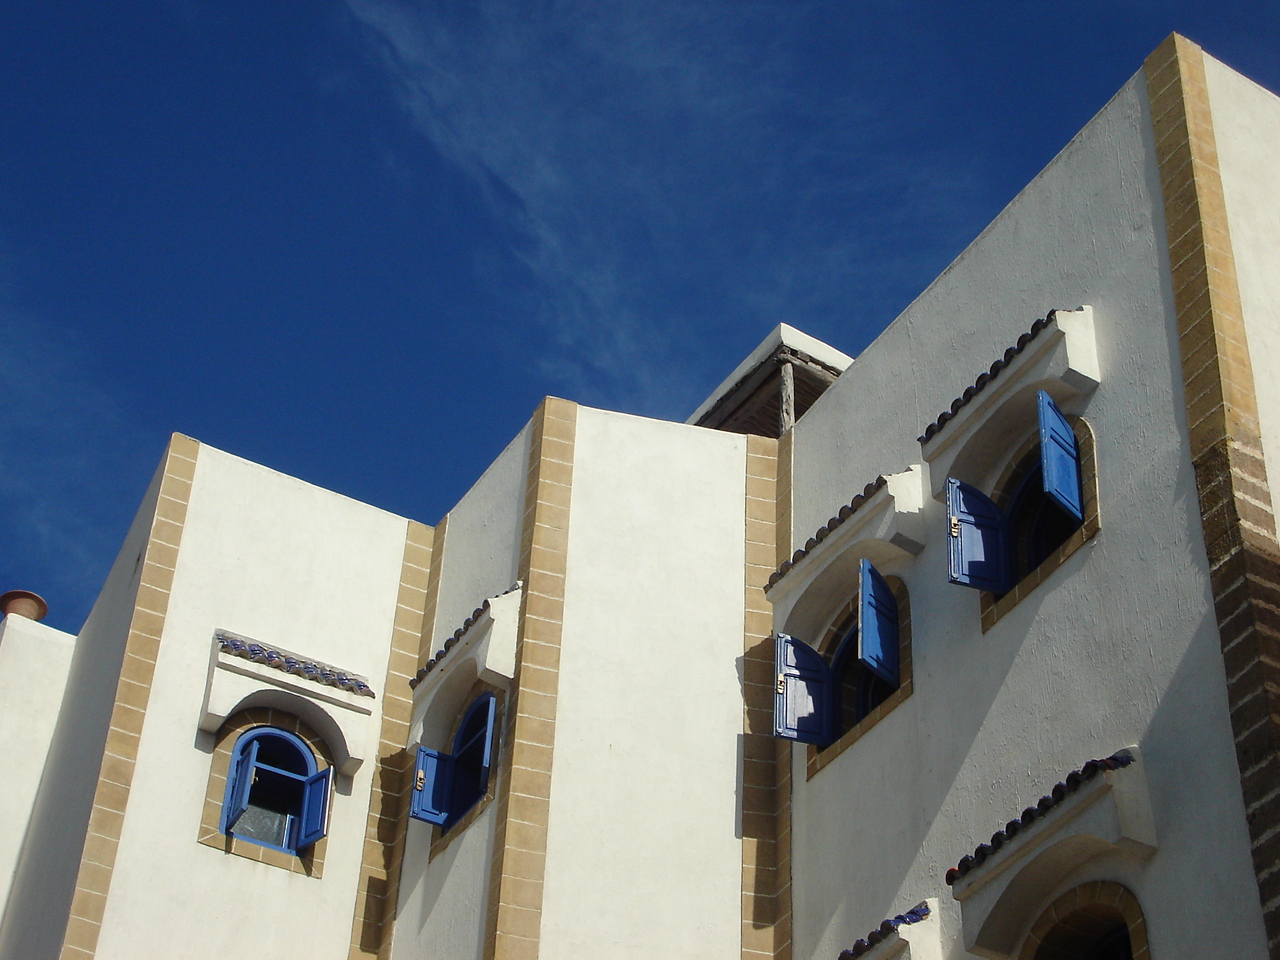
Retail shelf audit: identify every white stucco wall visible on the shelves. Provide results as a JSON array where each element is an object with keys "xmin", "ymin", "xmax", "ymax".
[
  {"xmin": 0, "ymin": 613, "xmax": 76, "ymax": 916},
  {"xmin": 1205, "ymin": 54, "xmax": 1280, "ymax": 497},
  {"xmin": 429, "ymin": 423, "xmax": 532, "ymax": 648},
  {"xmin": 390, "ymin": 417, "xmax": 533, "ymax": 960},
  {"xmin": 392, "ymin": 801, "xmax": 497, "ymax": 960},
  {"xmin": 784, "ymin": 71, "xmax": 1268, "ymax": 958},
  {"xmin": 90, "ymin": 445, "xmax": 410, "ymax": 960},
  {"xmin": 0, "ymin": 461, "xmax": 163, "ymax": 960},
  {"xmin": 539, "ymin": 407, "xmax": 746, "ymax": 959}
]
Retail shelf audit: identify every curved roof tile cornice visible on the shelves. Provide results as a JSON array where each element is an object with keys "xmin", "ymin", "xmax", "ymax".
[
  {"xmin": 944, "ymin": 751, "xmax": 1135, "ymax": 886},
  {"xmin": 837, "ymin": 902, "xmax": 931, "ymax": 959},
  {"xmin": 409, "ymin": 583, "xmax": 522, "ymax": 689},
  {"xmin": 918, "ymin": 312, "xmax": 1056, "ymax": 444},
  {"xmin": 767, "ymin": 475, "xmax": 887, "ymax": 589}
]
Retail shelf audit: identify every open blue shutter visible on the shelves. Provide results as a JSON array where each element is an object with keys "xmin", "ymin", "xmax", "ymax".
[
  {"xmin": 947, "ymin": 478, "xmax": 1011, "ymax": 593},
  {"xmin": 1038, "ymin": 391, "xmax": 1084, "ymax": 522},
  {"xmin": 858, "ymin": 559, "xmax": 899, "ymax": 686},
  {"xmin": 773, "ymin": 633, "xmax": 834, "ymax": 745},
  {"xmin": 296, "ymin": 766, "xmax": 332, "ymax": 851},
  {"xmin": 223, "ymin": 739, "xmax": 259, "ymax": 832},
  {"xmin": 410, "ymin": 747, "xmax": 455, "ymax": 825},
  {"xmin": 477, "ymin": 694, "xmax": 498, "ymax": 772}
]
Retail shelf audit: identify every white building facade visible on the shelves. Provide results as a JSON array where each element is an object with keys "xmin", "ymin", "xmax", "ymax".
[{"xmin": 2, "ymin": 34, "xmax": 1279, "ymax": 960}]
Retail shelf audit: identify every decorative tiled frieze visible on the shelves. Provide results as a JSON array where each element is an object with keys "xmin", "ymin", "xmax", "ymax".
[{"xmin": 216, "ymin": 631, "xmax": 375, "ymax": 697}]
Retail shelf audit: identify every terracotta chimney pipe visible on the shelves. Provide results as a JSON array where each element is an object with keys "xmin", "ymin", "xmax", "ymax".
[{"xmin": 1, "ymin": 590, "xmax": 49, "ymax": 622}]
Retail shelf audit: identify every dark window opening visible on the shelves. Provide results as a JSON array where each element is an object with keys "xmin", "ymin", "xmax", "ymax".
[{"xmin": 1004, "ymin": 454, "xmax": 1083, "ymax": 587}]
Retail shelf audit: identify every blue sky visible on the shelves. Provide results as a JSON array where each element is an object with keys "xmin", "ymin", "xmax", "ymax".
[{"xmin": 3, "ymin": 1, "xmax": 1279, "ymax": 632}]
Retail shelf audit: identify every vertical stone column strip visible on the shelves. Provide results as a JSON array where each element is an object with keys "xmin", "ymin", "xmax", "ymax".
[
  {"xmin": 417, "ymin": 514, "xmax": 447, "ymax": 664},
  {"xmin": 59, "ymin": 434, "xmax": 199, "ymax": 960},
  {"xmin": 1146, "ymin": 33, "xmax": 1280, "ymax": 954},
  {"xmin": 774, "ymin": 430, "xmax": 794, "ymax": 960},
  {"xmin": 348, "ymin": 520, "xmax": 435, "ymax": 959},
  {"xmin": 482, "ymin": 398, "xmax": 577, "ymax": 960},
  {"xmin": 741, "ymin": 435, "xmax": 791, "ymax": 960}
]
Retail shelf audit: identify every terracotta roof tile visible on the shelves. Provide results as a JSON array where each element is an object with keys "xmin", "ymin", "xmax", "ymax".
[
  {"xmin": 767, "ymin": 476, "xmax": 887, "ymax": 589},
  {"xmin": 944, "ymin": 751, "xmax": 1135, "ymax": 886},
  {"xmin": 918, "ymin": 312, "xmax": 1056, "ymax": 444},
  {"xmin": 837, "ymin": 902, "xmax": 930, "ymax": 959},
  {"xmin": 409, "ymin": 584, "xmax": 521, "ymax": 689}
]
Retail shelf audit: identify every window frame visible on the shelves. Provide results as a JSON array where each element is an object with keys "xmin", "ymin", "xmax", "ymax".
[
  {"xmin": 198, "ymin": 707, "xmax": 334, "ymax": 877},
  {"xmin": 220, "ymin": 725, "xmax": 332, "ymax": 856},
  {"xmin": 410, "ymin": 690, "xmax": 501, "ymax": 840},
  {"xmin": 772, "ymin": 562, "xmax": 913, "ymax": 778},
  {"xmin": 945, "ymin": 393, "xmax": 1100, "ymax": 631},
  {"xmin": 979, "ymin": 413, "xmax": 1099, "ymax": 631},
  {"xmin": 807, "ymin": 568, "xmax": 913, "ymax": 778}
]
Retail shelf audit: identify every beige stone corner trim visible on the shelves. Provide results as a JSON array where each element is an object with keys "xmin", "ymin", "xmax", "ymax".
[
  {"xmin": 59, "ymin": 434, "xmax": 199, "ymax": 960},
  {"xmin": 741, "ymin": 435, "xmax": 792, "ymax": 960},
  {"xmin": 481, "ymin": 398, "xmax": 577, "ymax": 960},
  {"xmin": 349, "ymin": 520, "xmax": 434, "ymax": 959},
  {"xmin": 1146, "ymin": 34, "xmax": 1280, "ymax": 953},
  {"xmin": 417, "ymin": 513, "xmax": 447, "ymax": 665}
]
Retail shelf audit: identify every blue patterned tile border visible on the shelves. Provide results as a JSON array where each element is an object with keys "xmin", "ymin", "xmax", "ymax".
[{"xmin": 215, "ymin": 631, "xmax": 376, "ymax": 698}]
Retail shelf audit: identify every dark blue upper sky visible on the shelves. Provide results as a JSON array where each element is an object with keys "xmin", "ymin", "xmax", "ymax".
[{"xmin": 4, "ymin": 1, "xmax": 1279, "ymax": 632}]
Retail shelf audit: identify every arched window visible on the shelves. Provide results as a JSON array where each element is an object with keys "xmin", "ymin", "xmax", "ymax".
[
  {"xmin": 1019, "ymin": 883, "xmax": 1147, "ymax": 960},
  {"xmin": 828, "ymin": 564, "xmax": 900, "ymax": 739},
  {"xmin": 1004, "ymin": 449, "xmax": 1084, "ymax": 584},
  {"xmin": 774, "ymin": 560, "xmax": 911, "ymax": 762},
  {"xmin": 946, "ymin": 390, "xmax": 1099, "ymax": 629},
  {"xmin": 948, "ymin": 391, "xmax": 1085, "ymax": 595},
  {"xmin": 411, "ymin": 691, "xmax": 499, "ymax": 831},
  {"xmin": 221, "ymin": 726, "xmax": 332, "ymax": 854}
]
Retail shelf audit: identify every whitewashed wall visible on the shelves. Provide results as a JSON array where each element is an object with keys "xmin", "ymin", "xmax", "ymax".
[
  {"xmin": 430, "ymin": 423, "xmax": 532, "ymax": 645},
  {"xmin": 539, "ymin": 407, "xmax": 746, "ymax": 959},
  {"xmin": 0, "ymin": 614, "xmax": 76, "ymax": 918},
  {"xmin": 393, "ymin": 802, "xmax": 497, "ymax": 960},
  {"xmin": 393, "ymin": 420, "xmax": 532, "ymax": 960},
  {"xmin": 1207, "ymin": 56, "xmax": 1280, "ymax": 497},
  {"xmin": 89, "ymin": 446, "xmax": 409, "ymax": 960},
  {"xmin": 784, "ymin": 71, "xmax": 1269, "ymax": 958},
  {"xmin": 0, "ymin": 462, "xmax": 163, "ymax": 960}
]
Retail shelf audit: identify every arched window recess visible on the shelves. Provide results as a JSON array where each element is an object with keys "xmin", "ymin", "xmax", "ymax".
[
  {"xmin": 410, "ymin": 691, "xmax": 499, "ymax": 831},
  {"xmin": 946, "ymin": 391, "xmax": 1088, "ymax": 595},
  {"xmin": 773, "ymin": 559, "xmax": 905, "ymax": 750},
  {"xmin": 221, "ymin": 726, "xmax": 332, "ymax": 855},
  {"xmin": 766, "ymin": 464, "xmax": 925, "ymax": 640},
  {"xmin": 919, "ymin": 307, "xmax": 1098, "ymax": 500},
  {"xmin": 946, "ymin": 747, "xmax": 1155, "ymax": 960}
]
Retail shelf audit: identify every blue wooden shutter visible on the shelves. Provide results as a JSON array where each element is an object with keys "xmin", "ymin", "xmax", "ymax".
[
  {"xmin": 296, "ymin": 766, "xmax": 332, "ymax": 850},
  {"xmin": 858, "ymin": 559, "xmax": 899, "ymax": 686},
  {"xmin": 410, "ymin": 747, "xmax": 455, "ymax": 825},
  {"xmin": 1038, "ymin": 391, "xmax": 1084, "ymax": 522},
  {"xmin": 773, "ymin": 633, "xmax": 834, "ymax": 745},
  {"xmin": 947, "ymin": 478, "xmax": 1011, "ymax": 593},
  {"xmin": 223, "ymin": 739, "xmax": 259, "ymax": 832},
  {"xmin": 477, "ymin": 694, "xmax": 497, "ymax": 772}
]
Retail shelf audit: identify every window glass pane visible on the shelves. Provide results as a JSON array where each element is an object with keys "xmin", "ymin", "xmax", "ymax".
[
  {"xmin": 234, "ymin": 804, "xmax": 290, "ymax": 848},
  {"xmin": 232, "ymin": 767, "xmax": 303, "ymax": 849}
]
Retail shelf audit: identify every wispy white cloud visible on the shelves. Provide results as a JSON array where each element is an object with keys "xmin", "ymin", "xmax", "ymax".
[
  {"xmin": 345, "ymin": 0, "xmax": 980, "ymax": 418},
  {"xmin": 0, "ymin": 294, "xmax": 154, "ymax": 631}
]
